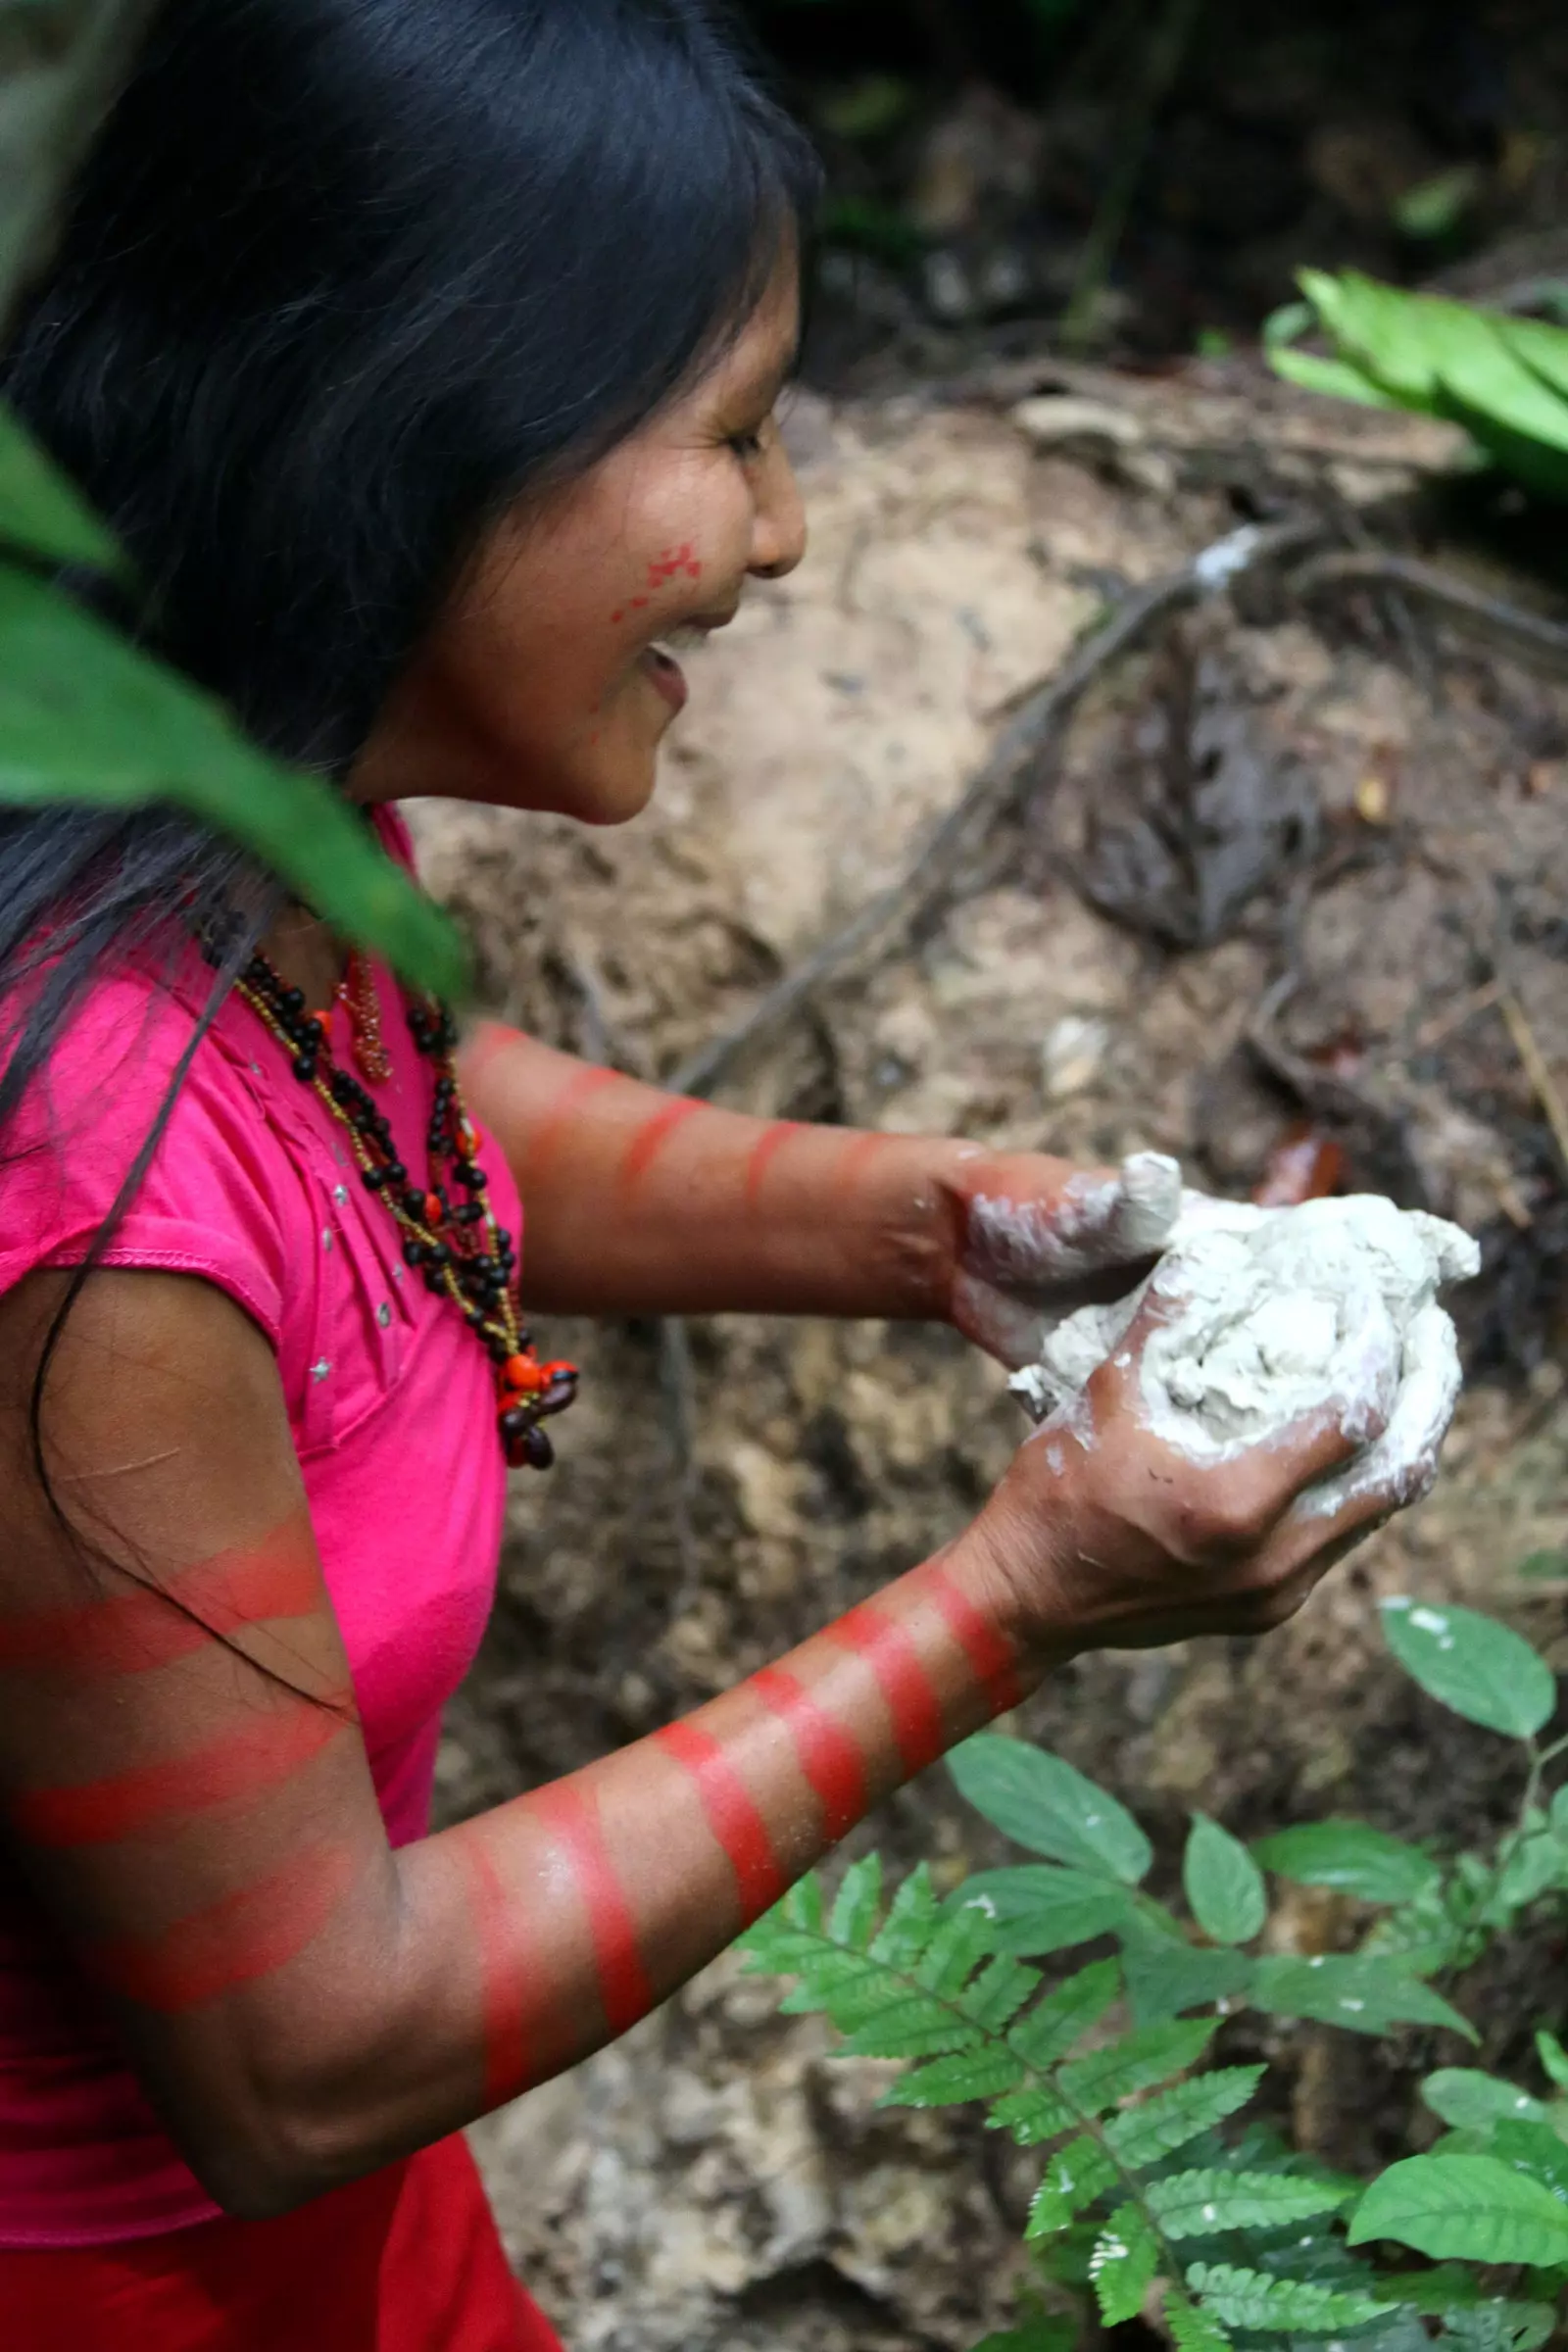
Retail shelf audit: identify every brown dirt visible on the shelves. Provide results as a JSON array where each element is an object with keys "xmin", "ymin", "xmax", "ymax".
[{"xmin": 411, "ymin": 368, "xmax": 1568, "ymax": 2352}]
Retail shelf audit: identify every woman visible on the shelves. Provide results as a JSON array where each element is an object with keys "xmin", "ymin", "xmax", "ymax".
[{"xmin": 0, "ymin": 4, "xmax": 1415, "ymax": 2346}]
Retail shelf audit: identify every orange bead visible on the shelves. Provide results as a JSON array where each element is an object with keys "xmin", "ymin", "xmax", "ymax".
[
  {"xmin": 424, "ymin": 1192, "xmax": 444, "ymax": 1227},
  {"xmin": 502, "ymin": 1354, "xmax": 545, "ymax": 1395}
]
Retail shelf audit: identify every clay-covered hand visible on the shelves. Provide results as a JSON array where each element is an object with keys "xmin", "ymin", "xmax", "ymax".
[
  {"xmin": 964, "ymin": 1283, "xmax": 1404, "ymax": 1660},
  {"xmin": 943, "ymin": 1148, "xmax": 1185, "ymax": 1371}
]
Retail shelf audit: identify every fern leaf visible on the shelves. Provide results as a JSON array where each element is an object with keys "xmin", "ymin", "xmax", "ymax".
[
  {"xmin": 1186, "ymin": 2261, "xmax": 1396, "ymax": 2334},
  {"xmin": 869, "ymin": 1865, "xmax": 941, "ymax": 1970},
  {"xmin": 1165, "ymin": 2288, "xmax": 1234, "ymax": 2351},
  {"xmin": 988, "ymin": 2085, "xmax": 1077, "ymax": 2146},
  {"xmin": 1092, "ymin": 2205, "xmax": 1162, "ymax": 2327},
  {"xmin": 1105, "ymin": 2068, "xmax": 1266, "ymax": 2169},
  {"xmin": 914, "ymin": 1900, "xmax": 997, "ymax": 1998},
  {"xmin": 781, "ymin": 1874, "xmax": 824, "ymax": 1932},
  {"xmin": 828, "ymin": 1854, "xmax": 883, "ymax": 1947},
  {"xmin": 838, "ymin": 1995, "xmax": 985, "ymax": 2062},
  {"xmin": 773, "ymin": 1948, "xmax": 883, "ymax": 2011},
  {"xmin": 961, "ymin": 1954, "xmax": 1044, "ymax": 2034},
  {"xmin": 881, "ymin": 2045, "xmax": 1027, "ymax": 2109},
  {"xmin": 1059, "ymin": 2018, "xmax": 1217, "ymax": 2115},
  {"xmin": 1148, "ymin": 2168, "xmax": 1353, "ymax": 2241},
  {"xmin": 1026, "ymin": 2136, "xmax": 1119, "ymax": 2237},
  {"xmin": 1009, "ymin": 1958, "xmax": 1122, "ymax": 2070}
]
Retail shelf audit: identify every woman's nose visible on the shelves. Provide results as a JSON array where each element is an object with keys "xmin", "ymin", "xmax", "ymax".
[{"xmin": 749, "ymin": 443, "xmax": 808, "ymax": 581}]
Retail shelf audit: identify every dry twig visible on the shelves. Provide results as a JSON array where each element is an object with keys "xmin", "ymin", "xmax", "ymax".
[
  {"xmin": 1498, "ymin": 990, "xmax": 1568, "ymax": 1187},
  {"xmin": 1294, "ymin": 551, "xmax": 1568, "ymax": 681}
]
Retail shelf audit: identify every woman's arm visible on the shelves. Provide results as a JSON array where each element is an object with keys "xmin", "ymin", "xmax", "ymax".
[
  {"xmin": 461, "ymin": 1024, "xmax": 1176, "ymax": 1341},
  {"xmin": 0, "ymin": 1266, "xmax": 1392, "ymax": 2220}
]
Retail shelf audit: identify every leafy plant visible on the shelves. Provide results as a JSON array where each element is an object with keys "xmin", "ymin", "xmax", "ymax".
[
  {"xmin": 740, "ymin": 1597, "xmax": 1568, "ymax": 2348},
  {"xmin": 1267, "ymin": 269, "xmax": 1568, "ymax": 504}
]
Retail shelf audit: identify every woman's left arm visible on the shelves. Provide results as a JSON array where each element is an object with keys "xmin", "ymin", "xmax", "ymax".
[{"xmin": 461, "ymin": 1025, "xmax": 1181, "ymax": 1357}]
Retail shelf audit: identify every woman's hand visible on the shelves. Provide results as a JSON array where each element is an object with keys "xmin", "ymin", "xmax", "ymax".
[
  {"xmin": 940, "ymin": 1147, "xmax": 1186, "ymax": 1370},
  {"xmin": 963, "ymin": 1283, "xmax": 1407, "ymax": 1663}
]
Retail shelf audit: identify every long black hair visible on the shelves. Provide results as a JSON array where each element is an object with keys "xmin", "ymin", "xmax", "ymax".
[{"xmin": 0, "ymin": 0, "xmax": 817, "ymax": 1563}]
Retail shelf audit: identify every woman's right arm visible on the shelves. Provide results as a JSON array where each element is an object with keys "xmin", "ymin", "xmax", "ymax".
[{"xmin": 0, "ymin": 1265, "xmax": 1399, "ymax": 2221}]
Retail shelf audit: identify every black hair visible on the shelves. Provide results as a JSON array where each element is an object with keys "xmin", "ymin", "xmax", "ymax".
[{"xmin": 0, "ymin": 0, "xmax": 818, "ymax": 1585}]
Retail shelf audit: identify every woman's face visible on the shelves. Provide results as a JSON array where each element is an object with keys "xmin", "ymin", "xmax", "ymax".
[{"xmin": 355, "ymin": 252, "xmax": 807, "ymax": 826}]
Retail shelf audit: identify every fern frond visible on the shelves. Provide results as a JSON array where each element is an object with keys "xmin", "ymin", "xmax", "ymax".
[
  {"xmin": 914, "ymin": 1900, "xmax": 997, "ymax": 1997},
  {"xmin": 1092, "ymin": 2205, "xmax": 1162, "ymax": 2326},
  {"xmin": 838, "ymin": 1997, "xmax": 985, "ymax": 2062},
  {"xmin": 828, "ymin": 1854, "xmax": 883, "ymax": 1945},
  {"xmin": 869, "ymin": 1865, "xmax": 942, "ymax": 1968},
  {"xmin": 1058, "ymin": 2017, "xmax": 1217, "ymax": 2114},
  {"xmin": 1164, "ymin": 2287, "xmax": 1235, "ymax": 2350},
  {"xmin": 1186, "ymin": 2261, "xmax": 1396, "ymax": 2334},
  {"xmin": 1148, "ymin": 2169, "xmax": 1353, "ymax": 2240},
  {"xmin": 988, "ymin": 2084, "xmax": 1077, "ymax": 2145},
  {"xmin": 881, "ymin": 2046, "xmax": 1028, "ymax": 2108},
  {"xmin": 1027, "ymin": 2137, "xmax": 1120, "ymax": 2236},
  {"xmin": 1105, "ymin": 2068, "xmax": 1266, "ymax": 2168},
  {"xmin": 1008, "ymin": 1958, "xmax": 1122, "ymax": 2070},
  {"xmin": 961, "ymin": 1953, "xmax": 1044, "ymax": 2034}
]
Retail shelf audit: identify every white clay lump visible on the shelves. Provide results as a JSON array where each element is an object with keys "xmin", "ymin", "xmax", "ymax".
[{"xmin": 1011, "ymin": 1192, "xmax": 1481, "ymax": 1517}]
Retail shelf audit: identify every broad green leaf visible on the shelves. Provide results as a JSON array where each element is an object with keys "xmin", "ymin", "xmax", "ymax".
[
  {"xmin": 1164, "ymin": 2289, "xmax": 1234, "ymax": 2351},
  {"xmin": 959, "ymin": 1864, "xmax": 1132, "ymax": 1954},
  {"xmin": 1441, "ymin": 2304, "xmax": 1557, "ymax": 2352},
  {"xmin": 882, "ymin": 2045, "xmax": 1025, "ymax": 2108},
  {"xmin": 1184, "ymin": 1816, "xmax": 1267, "ymax": 1946},
  {"xmin": 949, "ymin": 1737, "xmax": 1152, "ymax": 1884},
  {"xmin": 1026, "ymin": 2135, "xmax": 1118, "ymax": 2236},
  {"xmin": 1537, "ymin": 2028, "xmax": 1568, "ymax": 2090},
  {"xmin": 0, "ymin": 567, "xmax": 467, "ymax": 996},
  {"xmin": 1059, "ymin": 2018, "xmax": 1216, "ymax": 2114},
  {"xmin": 1253, "ymin": 1821, "xmax": 1441, "ymax": 1905},
  {"xmin": 1382, "ymin": 1598, "xmax": 1556, "ymax": 1739},
  {"xmin": 1504, "ymin": 314, "xmax": 1568, "ymax": 406},
  {"xmin": 1493, "ymin": 1830, "xmax": 1568, "ymax": 1913},
  {"xmin": 1485, "ymin": 2118, "xmax": 1568, "ymax": 2200},
  {"xmin": 988, "ymin": 2083, "xmax": 1076, "ymax": 2146},
  {"xmin": 1120, "ymin": 1920, "xmax": 1253, "ymax": 2025},
  {"xmin": 1252, "ymin": 1953, "xmax": 1478, "ymax": 2041},
  {"xmin": 1377, "ymin": 2264, "xmax": 1488, "ymax": 2314},
  {"xmin": 1008, "ymin": 1958, "xmax": 1122, "ymax": 2070},
  {"xmin": 1270, "ymin": 346, "xmax": 1399, "ymax": 410},
  {"xmin": 1148, "ymin": 2168, "xmax": 1351, "ymax": 2241},
  {"xmin": 1105, "ymin": 2067, "xmax": 1266, "ymax": 2168},
  {"xmin": 828, "ymin": 1855, "xmax": 883, "ymax": 1948},
  {"xmin": 1186, "ymin": 2260, "xmax": 1396, "ymax": 2334},
  {"xmin": 1552, "ymin": 1787, "xmax": 1568, "ymax": 1839},
  {"xmin": 1349, "ymin": 2155, "xmax": 1568, "ymax": 2266},
  {"xmin": 1092, "ymin": 2206, "xmax": 1160, "ymax": 2327},
  {"xmin": 1423, "ymin": 2070, "xmax": 1549, "ymax": 2132},
  {"xmin": 960, "ymin": 1953, "xmax": 1043, "ymax": 2034},
  {"xmin": 0, "ymin": 410, "xmax": 123, "ymax": 573}
]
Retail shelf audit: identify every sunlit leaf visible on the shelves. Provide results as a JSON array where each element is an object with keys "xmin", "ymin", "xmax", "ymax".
[
  {"xmin": 1184, "ymin": 1815, "xmax": 1267, "ymax": 1946},
  {"xmin": 1422, "ymin": 2070, "xmax": 1549, "ymax": 2132},
  {"xmin": 1253, "ymin": 1820, "xmax": 1441, "ymax": 1904},
  {"xmin": 1381, "ymin": 1598, "xmax": 1555, "ymax": 1740},
  {"xmin": 959, "ymin": 1864, "xmax": 1133, "ymax": 1955},
  {"xmin": 1349, "ymin": 2155, "xmax": 1568, "ymax": 2266},
  {"xmin": 949, "ymin": 1737, "xmax": 1152, "ymax": 1884},
  {"xmin": 1251, "ymin": 1953, "xmax": 1477, "ymax": 2041}
]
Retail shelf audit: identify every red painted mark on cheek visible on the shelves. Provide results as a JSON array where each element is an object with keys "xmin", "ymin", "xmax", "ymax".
[
  {"xmin": 646, "ymin": 544, "xmax": 701, "ymax": 588},
  {"xmin": 458, "ymin": 1833, "xmax": 532, "ymax": 2107},
  {"xmin": 616, "ymin": 1098, "xmax": 704, "ymax": 1193},
  {"xmin": 742, "ymin": 1121, "xmax": 808, "ymax": 1211},
  {"xmin": 630, "ymin": 596, "xmax": 650, "ymax": 612},
  {"xmin": 749, "ymin": 1666, "xmax": 867, "ymax": 1841},
  {"xmin": 13, "ymin": 1696, "xmax": 352, "ymax": 1848},
  {"xmin": 93, "ymin": 1843, "xmax": 357, "ymax": 2013},
  {"xmin": 521, "ymin": 1064, "xmax": 623, "ymax": 1189},
  {"xmin": 0, "ymin": 1511, "xmax": 320, "ymax": 1679},
  {"xmin": 652, "ymin": 1721, "xmax": 784, "ymax": 1924},
  {"xmin": 822, "ymin": 1603, "xmax": 947, "ymax": 1778},
  {"xmin": 611, "ymin": 610, "xmax": 625, "ymax": 625},
  {"xmin": 530, "ymin": 1784, "xmax": 652, "ymax": 2035},
  {"xmin": 921, "ymin": 1564, "xmax": 1024, "ymax": 1716}
]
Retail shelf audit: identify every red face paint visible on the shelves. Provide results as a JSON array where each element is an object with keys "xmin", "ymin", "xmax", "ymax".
[
  {"xmin": 821, "ymin": 1602, "xmax": 947, "ymax": 1778},
  {"xmin": 519, "ymin": 1063, "xmax": 622, "ymax": 1189},
  {"xmin": 13, "ymin": 1693, "xmax": 351, "ymax": 1848},
  {"xmin": 742, "ymin": 1121, "xmax": 808, "ymax": 1212},
  {"xmin": 456, "ymin": 1832, "xmax": 532, "ymax": 2107},
  {"xmin": 616, "ymin": 1098, "xmax": 703, "ymax": 1194},
  {"xmin": 646, "ymin": 544, "xmax": 703, "ymax": 587},
  {"xmin": 0, "ymin": 1511, "xmax": 321, "ymax": 1679},
  {"xmin": 529, "ymin": 1782, "xmax": 652, "ymax": 2035},
  {"xmin": 921, "ymin": 1564, "xmax": 1024, "ymax": 1717},
  {"xmin": 652, "ymin": 1720, "xmax": 785, "ymax": 1923},
  {"xmin": 93, "ymin": 1842, "xmax": 357, "ymax": 2013},
  {"xmin": 748, "ymin": 1665, "xmax": 867, "ymax": 1842}
]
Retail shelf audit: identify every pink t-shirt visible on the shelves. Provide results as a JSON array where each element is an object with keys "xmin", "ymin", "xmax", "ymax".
[{"xmin": 0, "ymin": 813, "xmax": 517, "ymax": 2247}]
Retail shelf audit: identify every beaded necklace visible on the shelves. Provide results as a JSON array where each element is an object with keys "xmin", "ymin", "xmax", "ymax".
[{"xmin": 232, "ymin": 949, "xmax": 578, "ymax": 1471}]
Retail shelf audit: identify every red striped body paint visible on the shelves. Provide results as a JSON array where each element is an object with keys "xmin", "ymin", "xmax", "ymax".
[
  {"xmin": 828, "ymin": 1131, "xmax": 896, "ymax": 1200},
  {"xmin": 458, "ymin": 1021, "xmax": 527, "ymax": 1097},
  {"xmin": 94, "ymin": 1843, "xmax": 357, "ymax": 2013},
  {"xmin": 922, "ymin": 1565, "xmax": 1024, "ymax": 1716},
  {"xmin": 652, "ymin": 1721, "xmax": 785, "ymax": 1922},
  {"xmin": 742, "ymin": 1121, "xmax": 807, "ymax": 1211},
  {"xmin": 616, "ymin": 1098, "xmax": 703, "ymax": 1193},
  {"xmin": 0, "ymin": 1512, "xmax": 320, "ymax": 1679},
  {"xmin": 749, "ymin": 1665, "xmax": 867, "ymax": 1840},
  {"xmin": 13, "ymin": 1694, "xmax": 351, "ymax": 1847},
  {"xmin": 530, "ymin": 1783, "xmax": 652, "ymax": 2034},
  {"xmin": 821, "ymin": 1602, "xmax": 947, "ymax": 1777},
  {"xmin": 458, "ymin": 1833, "xmax": 532, "ymax": 2107},
  {"xmin": 518, "ymin": 1064, "xmax": 621, "ymax": 1188}
]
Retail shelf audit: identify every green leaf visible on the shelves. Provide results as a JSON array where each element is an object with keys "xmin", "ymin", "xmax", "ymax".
[
  {"xmin": 960, "ymin": 1953, "xmax": 1044, "ymax": 2034},
  {"xmin": 971, "ymin": 2319, "xmax": 1079, "ymax": 2352},
  {"xmin": 1423, "ymin": 2070, "xmax": 1550, "ymax": 2132},
  {"xmin": 1148, "ymin": 2168, "xmax": 1352, "ymax": 2241},
  {"xmin": 1253, "ymin": 1821, "xmax": 1442, "ymax": 1905},
  {"xmin": 1184, "ymin": 1816, "xmax": 1267, "ymax": 1946},
  {"xmin": 828, "ymin": 1854, "xmax": 883, "ymax": 1948},
  {"xmin": 1026, "ymin": 2136, "xmax": 1118, "ymax": 2236},
  {"xmin": 1092, "ymin": 2206, "xmax": 1161, "ymax": 2327},
  {"xmin": 1442, "ymin": 2303, "xmax": 1558, "ymax": 2352},
  {"xmin": 1251, "ymin": 1953, "xmax": 1478, "ymax": 2040},
  {"xmin": 1485, "ymin": 2118, "xmax": 1568, "ymax": 2201},
  {"xmin": 1058, "ymin": 2018, "xmax": 1216, "ymax": 2114},
  {"xmin": 1008, "ymin": 1958, "xmax": 1122, "ymax": 2070},
  {"xmin": 0, "ymin": 567, "xmax": 467, "ymax": 996},
  {"xmin": 1382, "ymin": 1599, "xmax": 1556, "ymax": 1739},
  {"xmin": 868, "ymin": 1863, "xmax": 940, "ymax": 1969},
  {"xmin": 913, "ymin": 1899, "xmax": 996, "ymax": 1998},
  {"xmin": 1492, "ymin": 1830, "xmax": 1568, "ymax": 1913},
  {"xmin": 960, "ymin": 1864, "xmax": 1133, "ymax": 1954},
  {"xmin": 1104, "ymin": 2067, "xmax": 1266, "ymax": 2169},
  {"xmin": 0, "ymin": 410, "xmax": 123, "ymax": 573},
  {"xmin": 988, "ymin": 2083, "xmax": 1077, "ymax": 2146},
  {"xmin": 839, "ymin": 1994, "xmax": 982, "ymax": 2062},
  {"xmin": 1270, "ymin": 345, "xmax": 1401, "ymax": 410},
  {"xmin": 780, "ymin": 1873, "xmax": 824, "ymax": 1934},
  {"xmin": 1185, "ymin": 2260, "xmax": 1396, "ymax": 2334},
  {"xmin": 949, "ymin": 1737, "xmax": 1152, "ymax": 1884},
  {"xmin": 882, "ymin": 2045, "xmax": 1026, "ymax": 2108},
  {"xmin": 1537, "ymin": 2029, "xmax": 1568, "ymax": 2090},
  {"xmin": 1349, "ymin": 2155, "xmax": 1568, "ymax": 2266},
  {"xmin": 1165, "ymin": 2290, "xmax": 1235, "ymax": 2352},
  {"xmin": 1118, "ymin": 1914, "xmax": 1253, "ymax": 2024}
]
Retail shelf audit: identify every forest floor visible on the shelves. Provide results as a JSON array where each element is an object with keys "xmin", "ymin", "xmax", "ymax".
[{"xmin": 415, "ymin": 357, "xmax": 1568, "ymax": 2352}]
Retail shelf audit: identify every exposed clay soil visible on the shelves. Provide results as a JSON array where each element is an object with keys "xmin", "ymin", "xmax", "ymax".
[{"xmin": 412, "ymin": 367, "xmax": 1568, "ymax": 2352}]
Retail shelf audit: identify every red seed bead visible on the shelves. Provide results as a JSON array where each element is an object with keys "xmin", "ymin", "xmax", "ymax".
[
  {"xmin": 424, "ymin": 1192, "xmax": 444, "ymax": 1227},
  {"xmin": 503, "ymin": 1354, "xmax": 545, "ymax": 1395}
]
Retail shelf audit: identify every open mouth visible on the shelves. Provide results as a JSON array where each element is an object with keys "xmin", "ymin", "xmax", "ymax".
[{"xmin": 638, "ymin": 618, "xmax": 731, "ymax": 716}]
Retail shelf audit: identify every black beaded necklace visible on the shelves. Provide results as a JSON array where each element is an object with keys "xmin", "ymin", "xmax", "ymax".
[{"xmin": 233, "ymin": 950, "xmax": 578, "ymax": 1471}]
